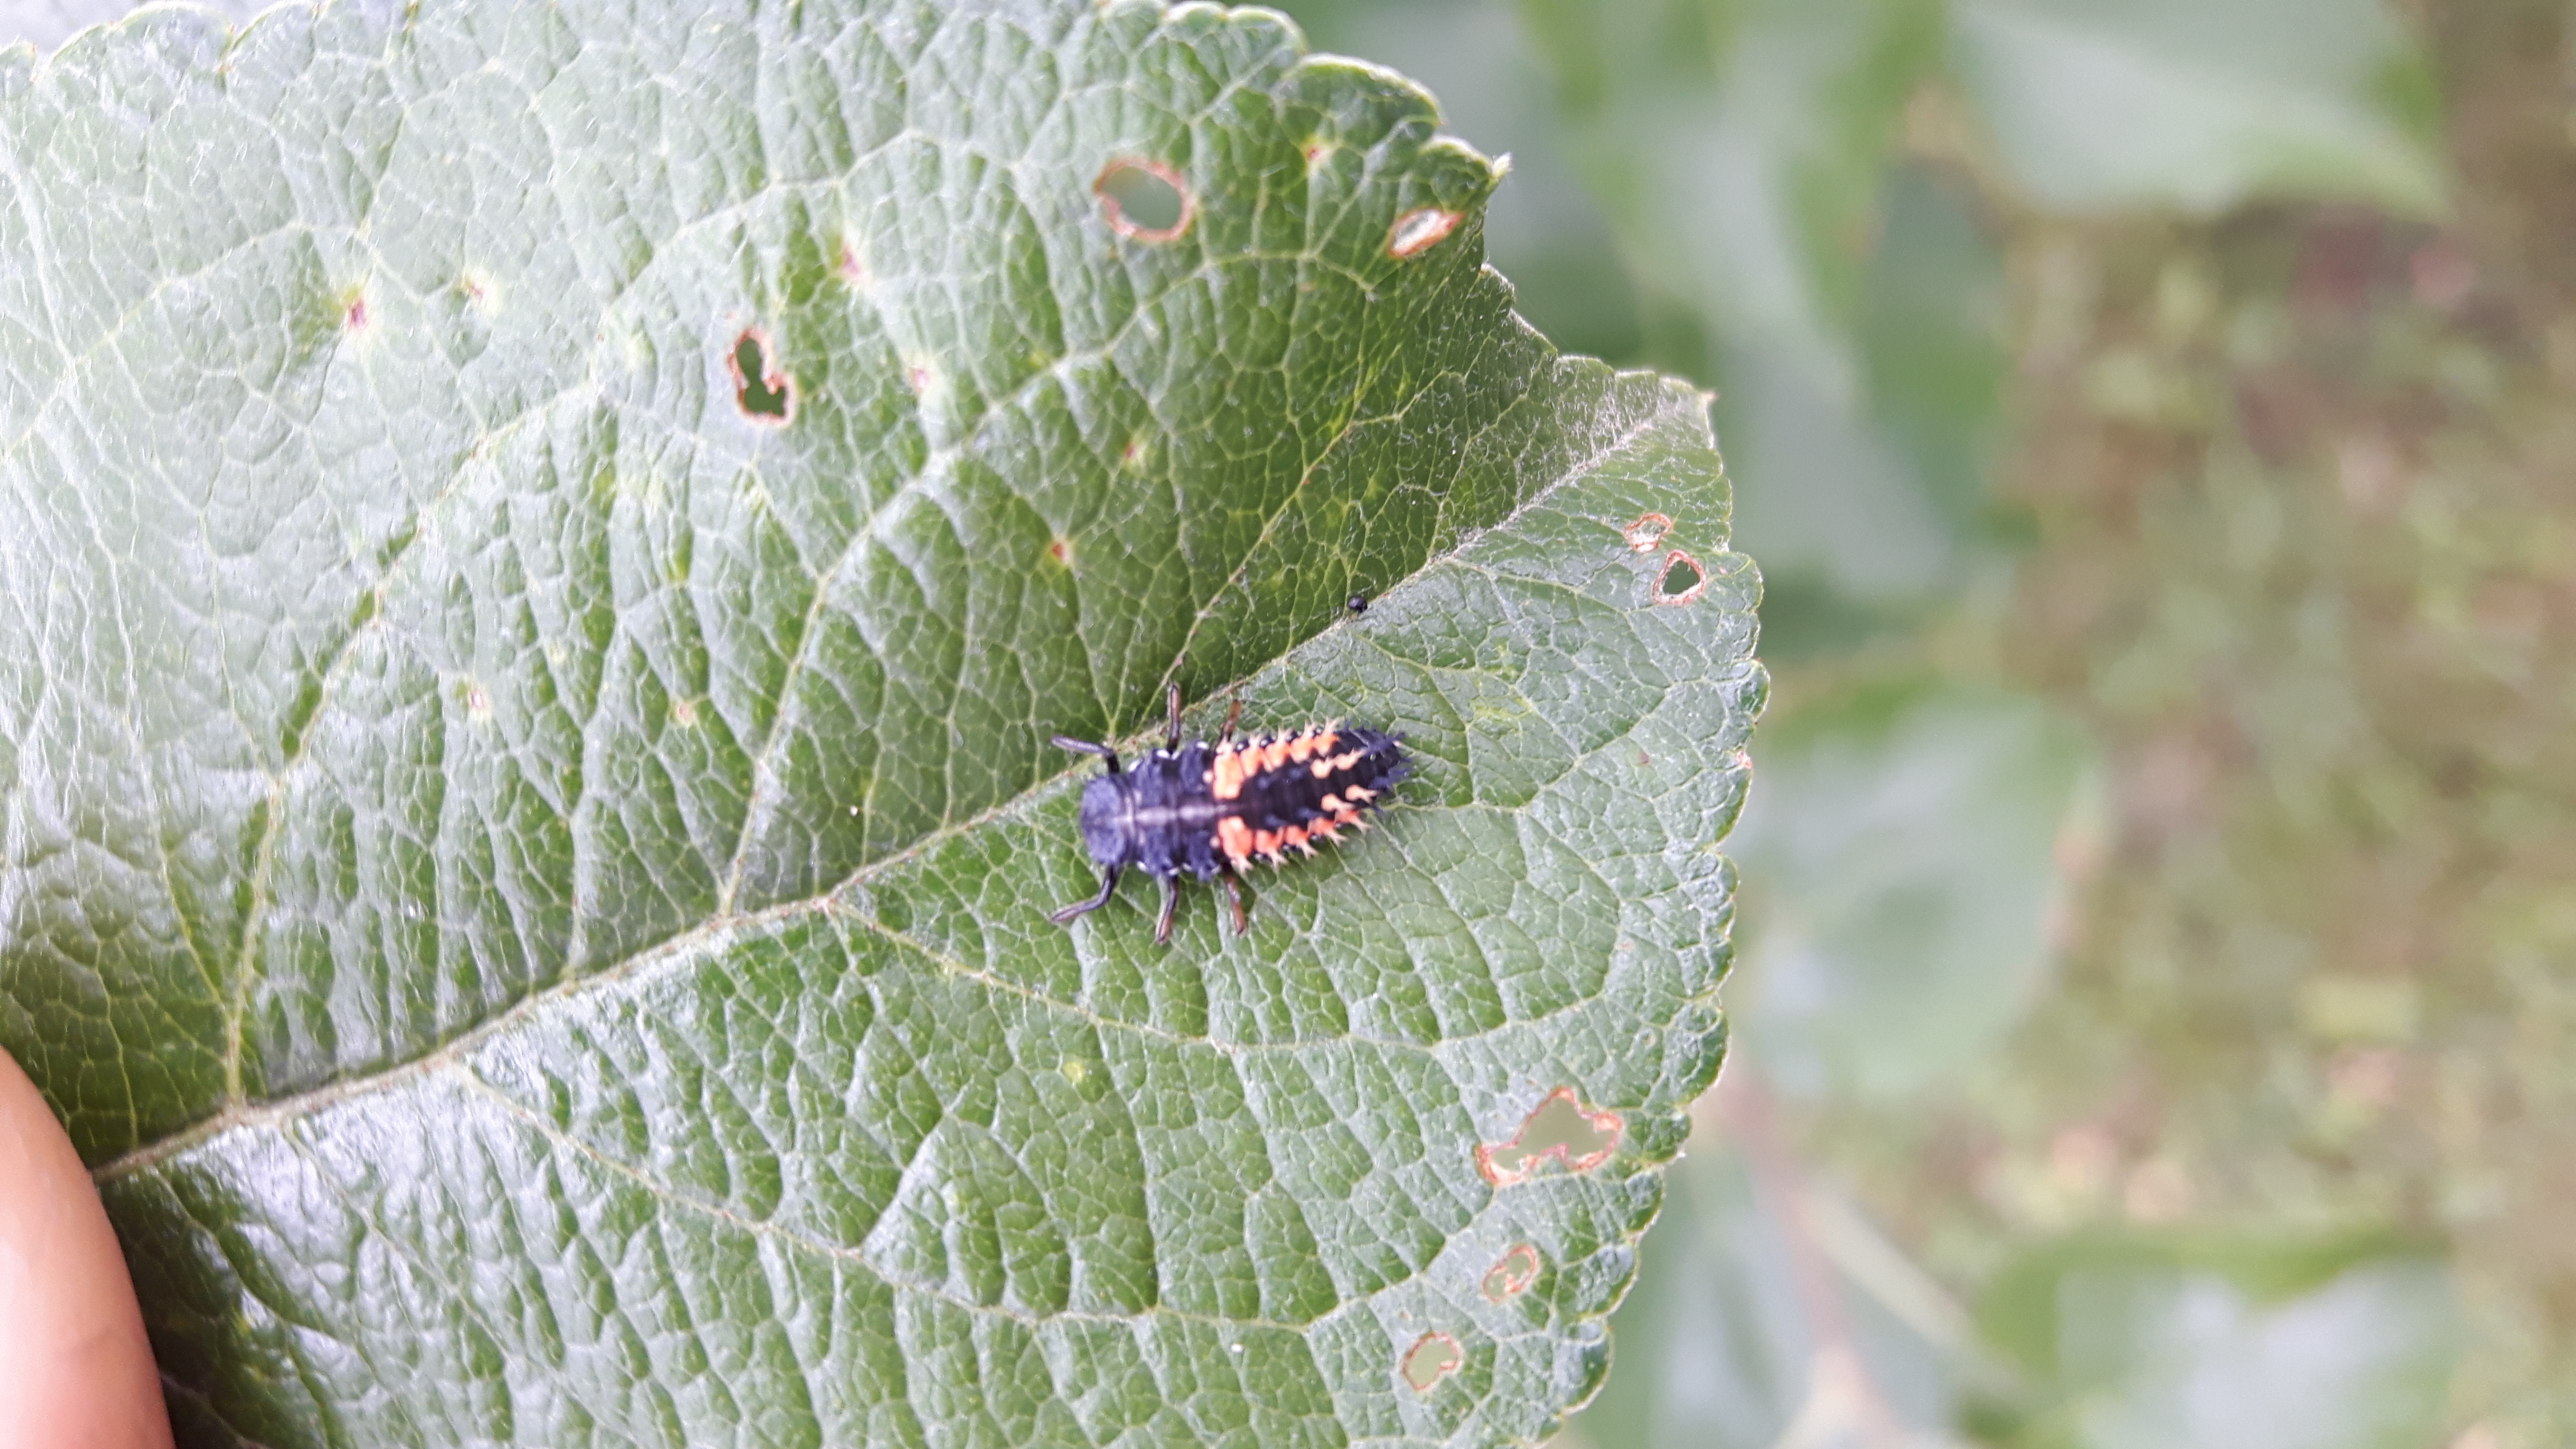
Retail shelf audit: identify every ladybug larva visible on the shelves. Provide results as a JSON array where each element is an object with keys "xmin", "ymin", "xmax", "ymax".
[{"xmin": 1050, "ymin": 684, "xmax": 1412, "ymax": 944}]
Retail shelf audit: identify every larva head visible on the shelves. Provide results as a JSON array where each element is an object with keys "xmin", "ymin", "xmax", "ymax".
[{"xmin": 1078, "ymin": 775, "xmax": 1130, "ymax": 868}]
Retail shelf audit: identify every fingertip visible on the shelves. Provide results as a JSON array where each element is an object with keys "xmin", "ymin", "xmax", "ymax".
[{"xmin": 0, "ymin": 1049, "xmax": 172, "ymax": 1449}]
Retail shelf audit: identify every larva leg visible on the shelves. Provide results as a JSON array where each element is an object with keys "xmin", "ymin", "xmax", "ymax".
[
  {"xmin": 1223, "ymin": 874, "xmax": 1250, "ymax": 936},
  {"xmin": 1050, "ymin": 865, "xmax": 1122, "ymax": 925}
]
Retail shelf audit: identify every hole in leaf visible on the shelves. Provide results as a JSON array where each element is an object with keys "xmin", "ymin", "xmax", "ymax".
[
  {"xmin": 1387, "ymin": 207, "xmax": 1461, "ymax": 259},
  {"xmin": 1623, "ymin": 512, "xmax": 1671, "ymax": 553},
  {"xmin": 1096, "ymin": 158, "xmax": 1191, "ymax": 241},
  {"xmin": 1656, "ymin": 549, "xmax": 1706, "ymax": 605},
  {"xmin": 1481, "ymin": 1244, "xmax": 1540, "ymax": 1301},
  {"xmin": 1400, "ymin": 1332, "xmax": 1461, "ymax": 1392},
  {"xmin": 730, "ymin": 329, "xmax": 793, "ymax": 423},
  {"xmin": 1475, "ymin": 1087, "xmax": 1622, "ymax": 1186}
]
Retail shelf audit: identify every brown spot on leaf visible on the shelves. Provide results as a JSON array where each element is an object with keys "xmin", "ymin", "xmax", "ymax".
[
  {"xmin": 1481, "ymin": 1244, "xmax": 1540, "ymax": 1301},
  {"xmin": 1388, "ymin": 208, "xmax": 1461, "ymax": 259},
  {"xmin": 1475, "ymin": 1087, "xmax": 1622, "ymax": 1186},
  {"xmin": 1400, "ymin": 1332, "xmax": 1461, "ymax": 1392},
  {"xmin": 1655, "ymin": 550, "xmax": 1706, "ymax": 605},
  {"xmin": 729, "ymin": 329, "xmax": 794, "ymax": 423},
  {"xmin": 1096, "ymin": 158, "xmax": 1193, "ymax": 242}
]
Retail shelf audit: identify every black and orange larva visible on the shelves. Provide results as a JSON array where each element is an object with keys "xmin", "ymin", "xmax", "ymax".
[{"xmin": 1050, "ymin": 684, "xmax": 1411, "ymax": 944}]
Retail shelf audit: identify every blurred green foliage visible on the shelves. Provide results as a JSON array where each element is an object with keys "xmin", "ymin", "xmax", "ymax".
[
  {"xmin": 1271, "ymin": 0, "xmax": 2572, "ymax": 1446},
  {"xmin": 1729, "ymin": 680, "xmax": 2094, "ymax": 1101},
  {"xmin": 1972, "ymin": 1230, "xmax": 2455, "ymax": 1449}
]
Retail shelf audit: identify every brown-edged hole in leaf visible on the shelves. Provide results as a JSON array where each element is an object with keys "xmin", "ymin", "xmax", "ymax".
[
  {"xmin": 1475, "ymin": 1088, "xmax": 1622, "ymax": 1186},
  {"xmin": 730, "ymin": 330, "xmax": 793, "ymax": 423},
  {"xmin": 1623, "ymin": 512, "xmax": 1672, "ymax": 553},
  {"xmin": 1481, "ymin": 1244, "xmax": 1541, "ymax": 1301},
  {"xmin": 1096, "ymin": 159, "xmax": 1191, "ymax": 241},
  {"xmin": 1656, "ymin": 549, "xmax": 1706, "ymax": 605},
  {"xmin": 1388, "ymin": 207, "xmax": 1462, "ymax": 259},
  {"xmin": 1400, "ymin": 1332, "xmax": 1462, "ymax": 1393}
]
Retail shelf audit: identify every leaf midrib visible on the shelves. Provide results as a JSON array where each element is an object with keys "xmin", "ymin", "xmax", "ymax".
[
  {"xmin": 92, "ymin": 364, "xmax": 1671, "ymax": 1186},
  {"xmin": 191, "ymin": 238, "xmax": 1424, "ymax": 1114}
]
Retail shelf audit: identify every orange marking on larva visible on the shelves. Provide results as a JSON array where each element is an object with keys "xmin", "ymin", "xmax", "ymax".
[
  {"xmin": 1211, "ymin": 749, "xmax": 1247, "ymax": 800},
  {"xmin": 1320, "ymin": 794, "xmax": 1344, "ymax": 813},
  {"xmin": 1278, "ymin": 824, "xmax": 1311, "ymax": 853},
  {"xmin": 1216, "ymin": 817, "xmax": 1255, "ymax": 863},
  {"xmin": 1343, "ymin": 785, "xmax": 1375, "ymax": 802},
  {"xmin": 1286, "ymin": 733, "xmax": 1314, "ymax": 763},
  {"xmin": 1253, "ymin": 828, "xmax": 1283, "ymax": 856},
  {"xmin": 1262, "ymin": 740, "xmax": 1293, "ymax": 772},
  {"xmin": 1313, "ymin": 747, "xmax": 1367, "ymax": 778}
]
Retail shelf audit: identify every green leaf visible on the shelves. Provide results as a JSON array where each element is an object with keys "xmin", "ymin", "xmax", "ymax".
[
  {"xmin": 1728, "ymin": 681, "xmax": 2095, "ymax": 1100},
  {"xmin": 1974, "ymin": 1230, "xmax": 2459, "ymax": 1449},
  {"xmin": 1265, "ymin": 0, "xmax": 1649, "ymax": 367},
  {"xmin": 1950, "ymin": 0, "xmax": 2450, "ymax": 219},
  {"xmin": 0, "ymin": 0, "xmax": 1761, "ymax": 1442}
]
